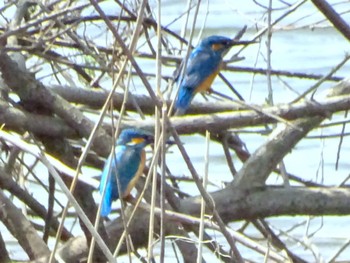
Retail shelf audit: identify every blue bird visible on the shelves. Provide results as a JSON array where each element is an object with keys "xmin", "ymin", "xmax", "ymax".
[
  {"xmin": 174, "ymin": 35, "xmax": 238, "ymax": 115},
  {"xmin": 99, "ymin": 128, "xmax": 154, "ymax": 216}
]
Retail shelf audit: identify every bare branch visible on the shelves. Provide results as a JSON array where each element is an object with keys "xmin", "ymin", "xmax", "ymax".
[
  {"xmin": 0, "ymin": 99, "xmax": 77, "ymax": 138},
  {"xmin": 0, "ymin": 189, "xmax": 50, "ymax": 260},
  {"xmin": 0, "ymin": 50, "xmax": 112, "ymax": 156},
  {"xmin": 312, "ymin": 0, "xmax": 350, "ymax": 41}
]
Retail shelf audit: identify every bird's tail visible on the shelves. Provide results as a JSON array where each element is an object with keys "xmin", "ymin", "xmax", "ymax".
[
  {"xmin": 100, "ymin": 184, "xmax": 113, "ymax": 217},
  {"xmin": 100, "ymin": 164, "xmax": 117, "ymax": 216},
  {"xmin": 174, "ymin": 86, "xmax": 193, "ymax": 116}
]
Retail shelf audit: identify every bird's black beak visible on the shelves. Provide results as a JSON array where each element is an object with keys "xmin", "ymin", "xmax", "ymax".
[
  {"xmin": 145, "ymin": 135, "xmax": 174, "ymax": 146},
  {"xmin": 230, "ymin": 39, "xmax": 257, "ymax": 46},
  {"xmin": 144, "ymin": 135, "xmax": 155, "ymax": 145}
]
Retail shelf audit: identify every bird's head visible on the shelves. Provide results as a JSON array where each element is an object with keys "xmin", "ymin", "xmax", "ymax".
[
  {"xmin": 199, "ymin": 35, "xmax": 235, "ymax": 56},
  {"xmin": 117, "ymin": 128, "xmax": 154, "ymax": 148},
  {"xmin": 117, "ymin": 128, "xmax": 175, "ymax": 149}
]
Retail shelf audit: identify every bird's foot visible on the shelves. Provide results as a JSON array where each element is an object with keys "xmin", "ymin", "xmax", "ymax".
[{"xmin": 123, "ymin": 194, "xmax": 134, "ymax": 202}]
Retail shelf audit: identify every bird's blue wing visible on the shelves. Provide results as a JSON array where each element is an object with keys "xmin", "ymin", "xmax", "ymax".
[
  {"xmin": 183, "ymin": 50, "xmax": 219, "ymax": 89},
  {"xmin": 99, "ymin": 146, "xmax": 142, "ymax": 216},
  {"xmin": 175, "ymin": 49, "xmax": 221, "ymax": 114},
  {"xmin": 99, "ymin": 152, "xmax": 118, "ymax": 217},
  {"xmin": 116, "ymin": 148, "xmax": 142, "ymax": 196}
]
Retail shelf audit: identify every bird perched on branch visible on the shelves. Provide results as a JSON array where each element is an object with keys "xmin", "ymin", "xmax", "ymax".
[
  {"xmin": 99, "ymin": 128, "xmax": 154, "ymax": 216},
  {"xmin": 174, "ymin": 35, "xmax": 250, "ymax": 115}
]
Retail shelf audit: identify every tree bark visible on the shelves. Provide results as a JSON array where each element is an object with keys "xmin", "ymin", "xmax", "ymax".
[
  {"xmin": 49, "ymin": 186, "xmax": 350, "ymax": 262},
  {"xmin": 0, "ymin": 189, "xmax": 50, "ymax": 260}
]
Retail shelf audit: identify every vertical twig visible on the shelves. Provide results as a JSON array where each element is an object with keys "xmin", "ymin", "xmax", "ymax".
[
  {"xmin": 87, "ymin": 63, "xmax": 135, "ymax": 262},
  {"xmin": 197, "ymin": 131, "xmax": 210, "ymax": 263},
  {"xmin": 43, "ymin": 174, "xmax": 55, "ymax": 243},
  {"xmin": 49, "ymin": 74, "xmax": 119, "ymax": 261},
  {"xmin": 266, "ymin": 0, "xmax": 273, "ymax": 105},
  {"xmin": 180, "ymin": 0, "xmax": 193, "ymax": 43},
  {"xmin": 169, "ymin": 126, "xmax": 243, "ymax": 262},
  {"xmin": 168, "ymin": 0, "xmax": 202, "ymax": 116},
  {"xmin": 148, "ymin": 0, "xmax": 163, "ymax": 260},
  {"xmin": 86, "ymin": 1, "xmax": 149, "ymax": 261},
  {"xmin": 221, "ymin": 133, "xmax": 237, "ymax": 178},
  {"xmin": 159, "ymin": 105, "xmax": 168, "ymax": 262},
  {"xmin": 148, "ymin": 110, "xmax": 159, "ymax": 261},
  {"xmin": 335, "ymin": 110, "xmax": 348, "ymax": 170}
]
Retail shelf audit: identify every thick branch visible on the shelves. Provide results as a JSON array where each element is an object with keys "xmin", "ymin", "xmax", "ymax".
[
  {"xmin": 51, "ymin": 85, "xmax": 163, "ymax": 115},
  {"xmin": 127, "ymin": 92, "xmax": 350, "ymax": 134},
  {"xmin": 52, "ymin": 84, "xmax": 243, "ymax": 115},
  {"xmin": 0, "ymin": 100, "xmax": 77, "ymax": 138},
  {"xmin": 0, "ymin": 50, "xmax": 112, "ymax": 156},
  {"xmin": 0, "ymin": 231, "xmax": 10, "ymax": 263},
  {"xmin": 0, "ymin": 189, "xmax": 50, "ymax": 260},
  {"xmin": 0, "ymin": 168, "xmax": 73, "ymax": 241},
  {"xmin": 51, "ymin": 186, "xmax": 350, "ymax": 262},
  {"xmin": 234, "ymin": 116, "xmax": 323, "ymax": 188},
  {"xmin": 3, "ymin": 88, "xmax": 350, "ymax": 139},
  {"xmin": 51, "ymin": 79, "xmax": 350, "ymax": 124},
  {"xmin": 231, "ymin": 79, "xmax": 350, "ymax": 188},
  {"xmin": 180, "ymin": 186, "xmax": 350, "ymax": 222},
  {"xmin": 312, "ymin": 0, "xmax": 350, "ymax": 42}
]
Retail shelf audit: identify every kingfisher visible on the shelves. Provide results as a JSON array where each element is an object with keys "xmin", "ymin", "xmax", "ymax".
[
  {"xmin": 174, "ymin": 35, "xmax": 244, "ymax": 115},
  {"xmin": 99, "ymin": 128, "xmax": 154, "ymax": 216}
]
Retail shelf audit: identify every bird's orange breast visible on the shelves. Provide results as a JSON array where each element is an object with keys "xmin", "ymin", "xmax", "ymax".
[
  {"xmin": 195, "ymin": 69, "xmax": 220, "ymax": 94},
  {"xmin": 123, "ymin": 150, "xmax": 146, "ymax": 197}
]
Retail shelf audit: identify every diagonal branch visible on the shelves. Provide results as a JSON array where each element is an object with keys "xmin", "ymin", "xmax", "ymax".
[
  {"xmin": 231, "ymin": 78, "xmax": 350, "ymax": 188},
  {"xmin": 0, "ymin": 168, "xmax": 73, "ymax": 241},
  {"xmin": 0, "ymin": 50, "xmax": 112, "ymax": 157},
  {"xmin": 0, "ymin": 189, "xmax": 50, "ymax": 260},
  {"xmin": 0, "ymin": 99, "xmax": 77, "ymax": 138},
  {"xmin": 312, "ymin": 0, "xmax": 350, "ymax": 41},
  {"xmin": 233, "ymin": 116, "xmax": 323, "ymax": 188}
]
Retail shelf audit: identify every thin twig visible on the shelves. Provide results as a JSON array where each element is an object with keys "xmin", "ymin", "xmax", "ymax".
[
  {"xmin": 197, "ymin": 131, "xmax": 210, "ymax": 263},
  {"xmin": 292, "ymin": 54, "xmax": 350, "ymax": 103},
  {"xmin": 266, "ymin": 0, "xmax": 274, "ymax": 105},
  {"xmin": 169, "ymin": 126, "xmax": 244, "ymax": 262}
]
